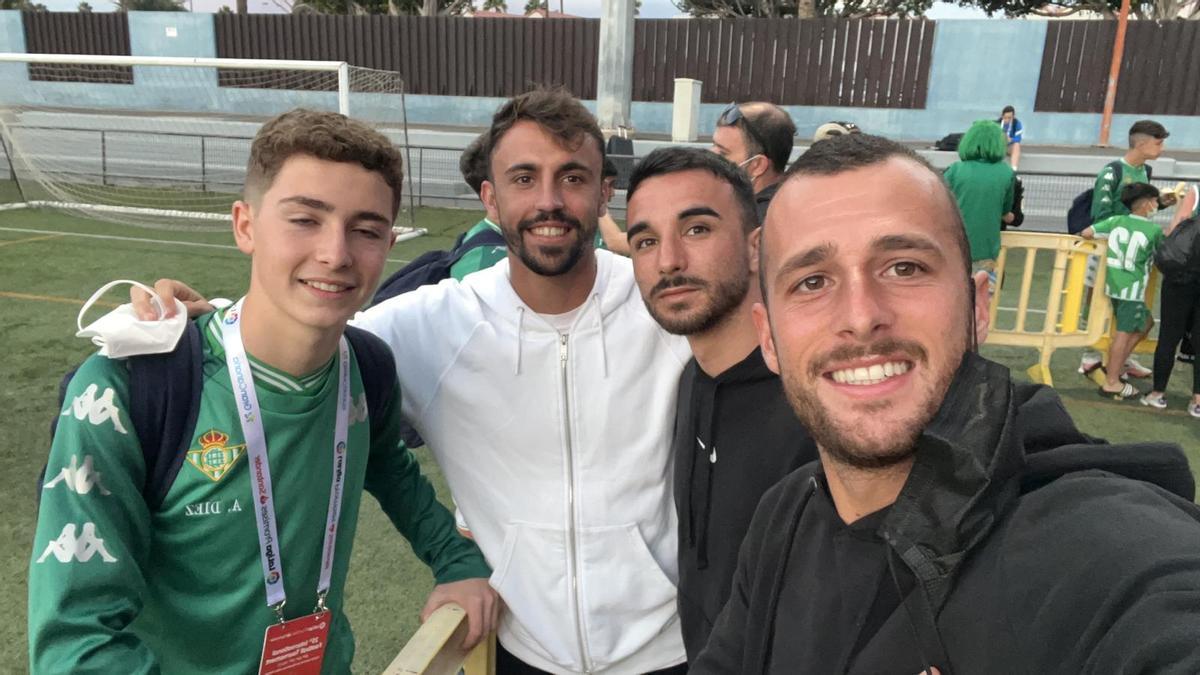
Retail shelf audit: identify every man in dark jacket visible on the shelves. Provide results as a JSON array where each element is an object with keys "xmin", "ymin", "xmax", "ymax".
[
  {"xmin": 693, "ymin": 133, "xmax": 1200, "ymax": 674},
  {"xmin": 624, "ymin": 147, "xmax": 819, "ymax": 660}
]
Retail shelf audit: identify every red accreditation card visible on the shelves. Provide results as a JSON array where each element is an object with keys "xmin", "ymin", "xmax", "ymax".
[{"xmin": 258, "ymin": 610, "xmax": 331, "ymax": 675}]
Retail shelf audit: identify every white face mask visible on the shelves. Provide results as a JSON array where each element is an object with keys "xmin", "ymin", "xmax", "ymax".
[{"xmin": 76, "ymin": 280, "xmax": 188, "ymax": 359}]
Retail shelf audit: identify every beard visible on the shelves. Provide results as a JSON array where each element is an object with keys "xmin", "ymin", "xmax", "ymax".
[
  {"xmin": 503, "ymin": 208, "xmax": 597, "ymax": 277},
  {"xmin": 778, "ymin": 336, "xmax": 962, "ymax": 471},
  {"xmin": 645, "ymin": 261, "xmax": 750, "ymax": 336}
]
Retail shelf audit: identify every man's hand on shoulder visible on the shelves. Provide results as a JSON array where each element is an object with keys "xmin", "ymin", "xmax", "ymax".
[
  {"xmin": 131, "ymin": 279, "xmax": 212, "ymax": 320},
  {"xmin": 420, "ymin": 578, "xmax": 500, "ymax": 649}
]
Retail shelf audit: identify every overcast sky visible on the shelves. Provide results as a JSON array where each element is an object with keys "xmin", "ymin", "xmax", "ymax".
[{"xmin": 43, "ymin": 0, "xmax": 990, "ymax": 19}]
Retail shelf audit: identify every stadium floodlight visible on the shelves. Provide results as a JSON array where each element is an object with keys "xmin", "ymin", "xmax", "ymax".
[{"xmin": 0, "ymin": 53, "xmax": 423, "ymax": 240}]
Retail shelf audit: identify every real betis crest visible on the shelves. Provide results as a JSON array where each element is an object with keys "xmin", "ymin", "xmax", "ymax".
[{"xmin": 186, "ymin": 429, "xmax": 246, "ymax": 482}]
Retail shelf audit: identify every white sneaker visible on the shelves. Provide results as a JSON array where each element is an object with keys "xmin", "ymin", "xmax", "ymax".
[
  {"xmin": 1189, "ymin": 402, "xmax": 1200, "ymax": 419},
  {"xmin": 1078, "ymin": 352, "xmax": 1103, "ymax": 375},
  {"xmin": 1140, "ymin": 393, "xmax": 1167, "ymax": 409},
  {"xmin": 1123, "ymin": 356, "xmax": 1153, "ymax": 379}
]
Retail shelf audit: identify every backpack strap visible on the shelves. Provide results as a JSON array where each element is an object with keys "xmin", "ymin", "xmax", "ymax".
[
  {"xmin": 344, "ymin": 325, "xmax": 397, "ymax": 443},
  {"xmin": 128, "ymin": 320, "xmax": 204, "ymax": 511}
]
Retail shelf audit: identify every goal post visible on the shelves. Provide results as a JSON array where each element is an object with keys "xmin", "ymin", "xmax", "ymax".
[{"xmin": 0, "ymin": 53, "xmax": 422, "ymax": 240}]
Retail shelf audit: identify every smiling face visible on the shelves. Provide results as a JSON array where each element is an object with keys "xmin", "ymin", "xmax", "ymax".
[
  {"xmin": 481, "ymin": 119, "xmax": 605, "ymax": 278},
  {"xmin": 626, "ymin": 169, "xmax": 753, "ymax": 335},
  {"xmin": 234, "ymin": 154, "xmax": 396, "ymax": 337},
  {"xmin": 754, "ymin": 157, "xmax": 989, "ymax": 469}
]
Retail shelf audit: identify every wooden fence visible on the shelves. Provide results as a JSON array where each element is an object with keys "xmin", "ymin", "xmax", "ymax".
[
  {"xmin": 213, "ymin": 14, "xmax": 934, "ymax": 107},
  {"xmin": 631, "ymin": 18, "xmax": 934, "ymax": 107},
  {"xmin": 11, "ymin": 13, "xmax": 935, "ymax": 107},
  {"xmin": 20, "ymin": 11, "xmax": 133, "ymax": 85},
  {"xmin": 1036, "ymin": 20, "xmax": 1200, "ymax": 116}
]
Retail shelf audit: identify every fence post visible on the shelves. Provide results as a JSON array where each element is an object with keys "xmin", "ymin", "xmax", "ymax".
[
  {"xmin": 597, "ymin": 0, "xmax": 635, "ymax": 132},
  {"xmin": 100, "ymin": 130, "xmax": 108, "ymax": 187},
  {"xmin": 671, "ymin": 78, "xmax": 702, "ymax": 143},
  {"xmin": 1099, "ymin": 0, "xmax": 1132, "ymax": 147}
]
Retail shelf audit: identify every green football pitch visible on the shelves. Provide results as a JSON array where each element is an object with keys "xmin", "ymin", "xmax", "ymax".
[{"xmin": 2, "ymin": 201, "xmax": 1197, "ymax": 673}]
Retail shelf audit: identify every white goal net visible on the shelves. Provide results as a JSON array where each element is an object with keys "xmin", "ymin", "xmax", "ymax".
[{"xmin": 0, "ymin": 54, "xmax": 422, "ymax": 240}]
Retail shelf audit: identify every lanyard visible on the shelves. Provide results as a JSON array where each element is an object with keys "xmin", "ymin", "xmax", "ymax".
[{"xmin": 221, "ymin": 299, "xmax": 351, "ymax": 620}]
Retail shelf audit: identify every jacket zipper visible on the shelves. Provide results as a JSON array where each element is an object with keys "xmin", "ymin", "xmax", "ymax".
[{"xmin": 560, "ymin": 333, "xmax": 592, "ymax": 672}]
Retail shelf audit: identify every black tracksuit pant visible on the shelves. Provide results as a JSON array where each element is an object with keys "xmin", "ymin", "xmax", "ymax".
[{"xmin": 1153, "ymin": 277, "xmax": 1200, "ymax": 394}]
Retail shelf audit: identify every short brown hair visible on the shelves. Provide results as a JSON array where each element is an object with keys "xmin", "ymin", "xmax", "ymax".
[
  {"xmin": 460, "ymin": 131, "xmax": 489, "ymax": 197},
  {"xmin": 484, "ymin": 88, "xmax": 605, "ymax": 179},
  {"xmin": 245, "ymin": 109, "xmax": 405, "ymax": 216}
]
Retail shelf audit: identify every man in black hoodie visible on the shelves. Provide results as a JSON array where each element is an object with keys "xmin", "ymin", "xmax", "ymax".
[
  {"xmin": 693, "ymin": 133, "xmax": 1200, "ymax": 674},
  {"xmin": 625, "ymin": 147, "xmax": 819, "ymax": 660}
]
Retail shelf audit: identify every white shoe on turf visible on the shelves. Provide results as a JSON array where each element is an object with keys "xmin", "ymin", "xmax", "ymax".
[
  {"xmin": 1189, "ymin": 402, "xmax": 1200, "ymax": 419},
  {"xmin": 1123, "ymin": 356, "xmax": 1153, "ymax": 379},
  {"xmin": 1140, "ymin": 393, "xmax": 1167, "ymax": 409}
]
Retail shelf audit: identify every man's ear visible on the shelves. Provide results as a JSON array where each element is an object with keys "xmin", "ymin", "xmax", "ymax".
[
  {"xmin": 747, "ymin": 154, "xmax": 771, "ymax": 182},
  {"xmin": 748, "ymin": 226, "xmax": 762, "ymax": 275},
  {"xmin": 752, "ymin": 301, "xmax": 780, "ymax": 375},
  {"xmin": 232, "ymin": 200, "xmax": 255, "ymax": 255},
  {"xmin": 972, "ymin": 269, "xmax": 991, "ymax": 347},
  {"xmin": 481, "ymin": 179, "xmax": 500, "ymax": 223}
]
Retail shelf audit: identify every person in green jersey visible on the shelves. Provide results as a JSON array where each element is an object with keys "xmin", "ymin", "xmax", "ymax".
[
  {"xmin": 1080, "ymin": 120, "xmax": 1174, "ymax": 378},
  {"xmin": 28, "ymin": 109, "xmax": 496, "ymax": 674},
  {"xmin": 943, "ymin": 120, "xmax": 1015, "ymax": 293},
  {"xmin": 1081, "ymin": 182, "xmax": 1167, "ymax": 400}
]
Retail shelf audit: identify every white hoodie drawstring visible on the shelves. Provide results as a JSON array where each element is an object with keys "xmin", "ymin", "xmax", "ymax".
[{"xmin": 514, "ymin": 306, "xmax": 525, "ymax": 375}]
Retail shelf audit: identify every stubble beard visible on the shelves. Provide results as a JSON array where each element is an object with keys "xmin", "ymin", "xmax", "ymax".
[
  {"xmin": 777, "ymin": 336, "xmax": 964, "ymax": 471},
  {"xmin": 646, "ymin": 263, "xmax": 750, "ymax": 336},
  {"xmin": 504, "ymin": 209, "xmax": 597, "ymax": 278}
]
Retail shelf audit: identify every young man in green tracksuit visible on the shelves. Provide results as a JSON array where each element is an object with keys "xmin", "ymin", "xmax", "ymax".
[
  {"xmin": 1082, "ymin": 182, "xmax": 1167, "ymax": 401},
  {"xmin": 28, "ymin": 109, "xmax": 496, "ymax": 674}
]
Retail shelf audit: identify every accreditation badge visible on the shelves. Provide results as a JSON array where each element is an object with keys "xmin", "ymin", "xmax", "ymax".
[{"xmin": 258, "ymin": 610, "xmax": 331, "ymax": 675}]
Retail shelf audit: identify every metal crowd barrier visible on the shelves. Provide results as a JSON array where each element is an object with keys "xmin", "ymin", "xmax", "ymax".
[{"xmin": 985, "ymin": 231, "xmax": 1113, "ymax": 386}]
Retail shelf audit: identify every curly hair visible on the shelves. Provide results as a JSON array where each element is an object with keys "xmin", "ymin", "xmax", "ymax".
[{"xmin": 245, "ymin": 109, "xmax": 405, "ymax": 216}]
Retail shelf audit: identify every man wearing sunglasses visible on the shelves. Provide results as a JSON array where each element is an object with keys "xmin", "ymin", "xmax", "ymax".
[{"xmin": 711, "ymin": 102, "xmax": 796, "ymax": 222}]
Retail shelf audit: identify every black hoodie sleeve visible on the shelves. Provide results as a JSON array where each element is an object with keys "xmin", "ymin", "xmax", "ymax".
[{"xmin": 997, "ymin": 471, "xmax": 1200, "ymax": 674}]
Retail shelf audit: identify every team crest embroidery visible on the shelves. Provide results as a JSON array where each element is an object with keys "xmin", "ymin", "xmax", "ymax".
[{"xmin": 186, "ymin": 429, "xmax": 246, "ymax": 482}]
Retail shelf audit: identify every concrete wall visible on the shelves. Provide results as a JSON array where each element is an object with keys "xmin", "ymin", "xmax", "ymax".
[{"xmin": 2, "ymin": 14, "xmax": 1200, "ymax": 149}]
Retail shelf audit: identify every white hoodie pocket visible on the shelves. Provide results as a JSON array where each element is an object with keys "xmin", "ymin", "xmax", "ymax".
[
  {"xmin": 489, "ymin": 522, "xmax": 577, "ymax": 669},
  {"xmin": 489, "ymin": 521, "xmax": 679, "ymax": 671},
  {"xmin": 577, "ymin": 523, "xmax": 678, "ymax": 669}
]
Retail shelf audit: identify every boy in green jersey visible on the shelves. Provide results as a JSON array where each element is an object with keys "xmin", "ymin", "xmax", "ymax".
[
  {"xmin": 1082, "ymin": 182, "xmax": 1166, "ymax": 400},
  {"xmin": 28, "ymin": 109, "xmax": 496, "ymax": 674}
]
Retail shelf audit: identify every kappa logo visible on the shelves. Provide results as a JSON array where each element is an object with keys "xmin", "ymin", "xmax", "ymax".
[
  {"xmin": 43, "ymin": 454, "xmax": 112, "ymax": 496},
  {"xmin": 224, "ymin": 307, "xmax": 240, "ymax": 325},
  {"xmin": 61, "ymin": 384, "xmax": 128, "ymax": 435},
  {"xmin": 267, "ymin": 570, "xmax": 280, "ymax": 584},
  {"xmin": 36, "ymin": 523, "xmax": 118, "ymax": 564},
  {"xmin": 349, "ymin": 393, "xmax": 368, "ymax": 426},
  {"xmin": 336, "ymin": 441, "xmax": 346, "ymax": 454},
  {"xmin": 186, "ymin": 429, "xmax": 246, "ymax": 482}
]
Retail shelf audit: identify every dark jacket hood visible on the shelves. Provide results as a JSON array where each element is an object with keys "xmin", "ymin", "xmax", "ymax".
[{"xmin": 881, "ymin": 351, "xmax": 1195, "ymax": 611}]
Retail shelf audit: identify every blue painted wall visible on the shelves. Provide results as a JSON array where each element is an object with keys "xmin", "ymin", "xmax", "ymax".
[
  {"xmin": 2, "ymin": 15, "xmax": 1199, "ymax": 148},
  {"xmin": 0, "ymin": 11, "xmax": 27, "ymax": 84}
]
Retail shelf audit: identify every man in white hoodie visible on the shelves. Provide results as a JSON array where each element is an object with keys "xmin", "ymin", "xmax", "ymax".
[
  {"xmin": 357, "ymin": 90, "xmax": 691, "ymax": 673},
  {"xmin": 136, "ymin": 90, "xmax": 690, "ymax": 674}
]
